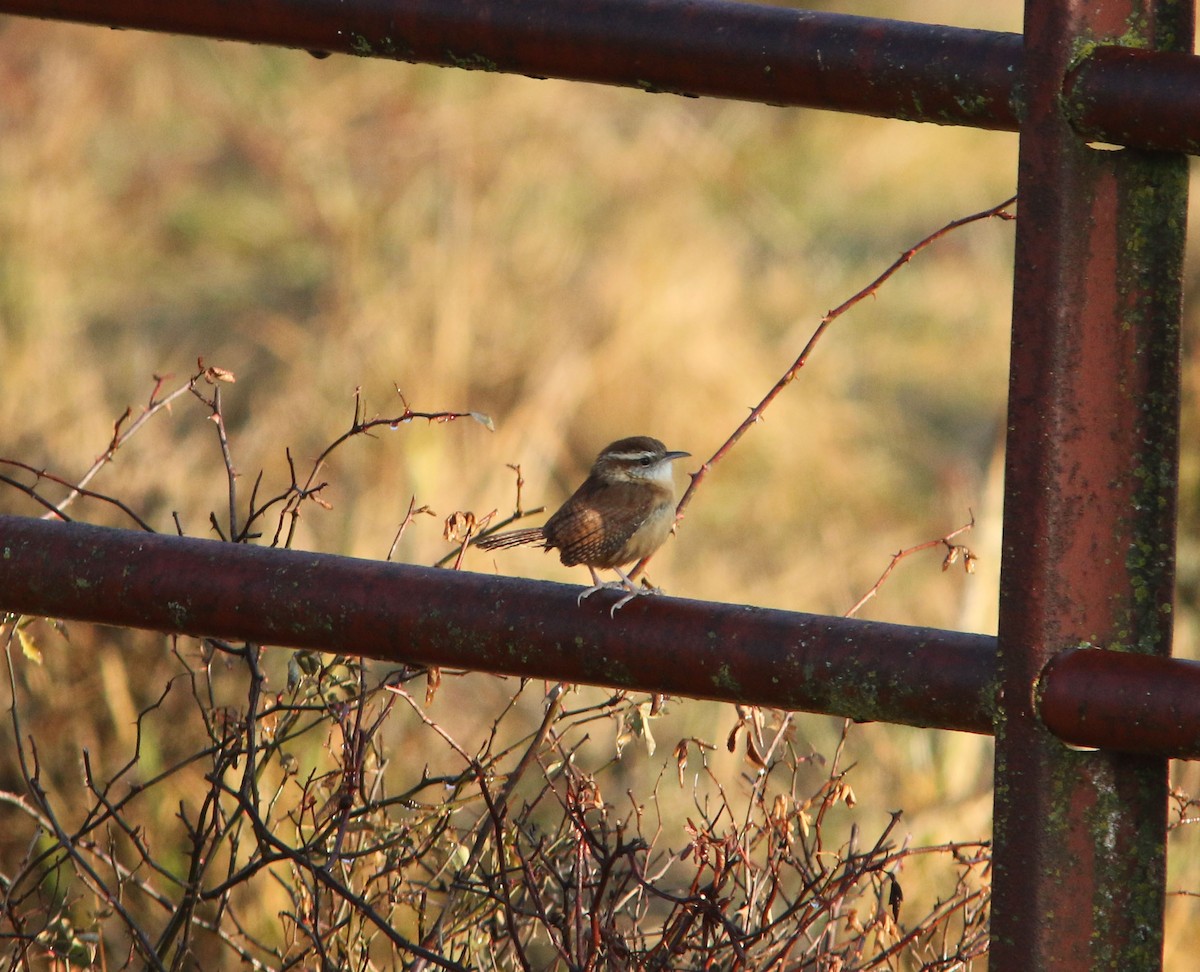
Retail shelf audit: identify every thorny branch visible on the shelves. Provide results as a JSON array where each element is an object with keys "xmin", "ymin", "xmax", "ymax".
[
  {"xmin": 630, "ymin": 195, "xmax": 1016, "ymax": 581},
  {"xmin": 844, "ymin": 512, "xmax": 978, "ymax": 619},
  {"xmin": 0, "ymin": 361, "xmax": 488, "ymax": 552},
  {"xmin": 25, "ymin": 599, "xmax": 998, "ymax": 969},
  {"xmin": 46, "ymin": 372, "xmax": 195, "ymax": 521}
]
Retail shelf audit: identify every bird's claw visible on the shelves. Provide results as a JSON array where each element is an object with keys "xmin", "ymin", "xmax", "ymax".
[
  {"xmin": 577, "ymin": 582, "xmax": 663, "ymax": 615},
  {"xmin": 576, "ymin": 580, "xmax": 626, "ymax": 606},
  {"xmin": 579, "ymin": 567, "xmax": 663, "ymax": 615},
  {"xmin": 608, "ymin": 586, "xmax": 657, "ymax": 616}
]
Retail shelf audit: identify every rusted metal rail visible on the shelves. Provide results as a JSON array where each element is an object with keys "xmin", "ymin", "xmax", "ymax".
[
  {"xmin": 991, "ymin": 1, "xmax": 1189, "ymax": 967},
  {"xmin": 1066, "ymin": 46, "xmax": 1200, "ymax": 151},
  {"xmin": 0, "ymin": 515, "xmax": 999, "ymax": 733},
  {"xmin": 1, "ymin": 0, "xmax": 1199, "ymax": 152},
  {"xmin": 1040, "ymin": 649, "xmax": 1200, "ymax": 757},
  {"xmin": 0, "ymin": 1, "xmax": 1028, "ymax": 128},
  {"xmin": 0, "ymin": 1, "xmax": 1196, "ymax": 969},
  {"xmin": 3, "ymin": 515, "xmax": 1200, "ymax": 761}
]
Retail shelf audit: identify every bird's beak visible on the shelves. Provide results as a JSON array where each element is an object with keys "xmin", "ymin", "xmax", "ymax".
[{"xmin": 665, "ymin": 451, "xmax": 691, "ymax": 462}]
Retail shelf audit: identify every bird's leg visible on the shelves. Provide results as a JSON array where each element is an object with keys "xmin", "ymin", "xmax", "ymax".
[
  {"xmin": 577, "ymin": 567, "xmax": 664, "ymax": 614},
  {"xmin": 606, "ymin": 566, "xmax": 662, "ymax": 616},
  {"xmin": 576, "ymin": 566, "xmax": 626, "ymax": 605}
]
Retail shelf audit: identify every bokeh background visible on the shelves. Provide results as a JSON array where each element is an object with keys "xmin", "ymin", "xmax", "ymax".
[{"xmin": 1, "ymin": 0, "xmax": 1198, "ymax": 964}]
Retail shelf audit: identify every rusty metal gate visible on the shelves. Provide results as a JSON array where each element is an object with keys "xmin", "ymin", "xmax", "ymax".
[{"xmin": 1, "ymin": 1, "xmax": 1198, "ymax": 968}]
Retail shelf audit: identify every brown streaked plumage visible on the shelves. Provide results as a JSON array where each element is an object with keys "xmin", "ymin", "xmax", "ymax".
[{"xmin": 476, "ymin": 436, "xmax": 690, "ymax": 611}]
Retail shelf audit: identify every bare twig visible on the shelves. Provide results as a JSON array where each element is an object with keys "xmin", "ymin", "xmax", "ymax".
[
  {"xmin": 387, "ymin": 496, "xmax": 436, "ymax": 561},
  {"xmin": 634, "ymin": 194, "xmax": 1016, "ymax": 578},
  {"xmin": 844, "ymin": 512, "xmax": 977, "ymax": 618},
  {"xmin": 42, "ymin": 373, "xmax": 195, "ymax": 521}
]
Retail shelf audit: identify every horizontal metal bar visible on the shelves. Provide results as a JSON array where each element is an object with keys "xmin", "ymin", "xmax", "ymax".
[
  {"xmin": 6, "ymin": 516, "xmax": 1200, "ymax": 755},
  {"xmin": 1066, "ymin": 46, "xmax": 1200, "ymax": 154},
  {"xmin": 3, "ymin": 0, "xmax": 1026, "ymax": 128},
  {"xmin": 7, "ymin": 1, "xmax": 1200, "ymax": 152},
  {"xmin": 0, "ymin": 515, "xmax": 997, "ymax": 733},
  {"xmin": 1039, "ymin": 648, "xmax": 1200, "ymax": 759}
]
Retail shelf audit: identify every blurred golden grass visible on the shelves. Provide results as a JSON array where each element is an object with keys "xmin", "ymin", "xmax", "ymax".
[{"xmin": 1, "ymin": 2, "xmax": 1198, "ymax": 964}]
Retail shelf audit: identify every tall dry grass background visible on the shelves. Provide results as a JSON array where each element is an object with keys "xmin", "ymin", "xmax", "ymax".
[{"xmin": 1, "ymin": 1, "xmax": 1198, "ymax": 967}]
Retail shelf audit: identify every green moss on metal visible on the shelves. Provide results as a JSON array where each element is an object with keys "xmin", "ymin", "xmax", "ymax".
[
  {"xmin": 1087, "ymin": 767, "xmax": 1167, "ymax": 967},
  {"xmin": 711, "ymin": 663, "xmax": 741, "ymax": 694},
  {"xmin": 444, "ymin": 51, "xmax": 500, "ymax": 73},
  {"xmin": 343, "ymin": 32, "xmax": 414, "ymax": 60},
  {"xmin": 980, "ymin": 671, "xmax": 1005, "ymax": 730},
  {"xmin": 1062, "ymin": 30, "xmax": 1149, "ymax": 128},
  {"xmin": 953, "ymin": 93, "xmax": 990, "ymax": 117},
  {"xmin": 1004, "ymin": 723, "xmax": 1167, "ymax": 967},
  {"xmin": 1115, "ymin": 151, "xmax": 1187, "ymax": 659},
  {"xmin": 497, "ymin": 638, "xmax": 533, "ymax": 666},
  {"xmin": 594, "ymin": 656, "xmax": 636, "ymax": 686},
  {"xmin": 167, "ymin": 601, "xmax": 189, "ymax": 629}
]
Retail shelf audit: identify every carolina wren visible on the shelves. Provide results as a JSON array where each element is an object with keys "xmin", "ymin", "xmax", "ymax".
[{"xmin": 476, "ymin": 436, "xmax": 690, "ymax": 612}]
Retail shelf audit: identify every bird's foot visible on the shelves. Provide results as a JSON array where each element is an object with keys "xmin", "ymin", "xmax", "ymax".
[
  {"xmin": 577, "ymin": 567, "xmax": 662, "ymax": 616},
  {"xmin": 576, "ymin": 580, "xmax": 627, "ymax": 606},
  {"xmin": 606, "ymin": 584, "xmax": 661, "ymax": 616}
]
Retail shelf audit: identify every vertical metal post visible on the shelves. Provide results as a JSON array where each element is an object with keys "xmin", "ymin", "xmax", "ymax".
[{"xmin": 992, "ymin": 0, "xmax": 1190, "ymax": 968}]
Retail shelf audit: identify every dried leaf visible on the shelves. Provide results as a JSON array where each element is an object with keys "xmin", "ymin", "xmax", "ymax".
[
  {"xmin": 745, "ymin": 733, "xmax": 767, "ymax": 769},
  {"xmin": 614, "ymin": 725, "xmax": 629, "ymax": 758},
  {"xmin": 425, "ymin": 666, "xmax": 442, "ymax": 705},
  {"xmin": 576, "ymin": 777, "xmax": 604, "ymax": 811},
  {"xmin": 469, "ymin": 411, "xmax": 495, "ymax": 432},
  {"xmin": 443, "ymin": 511, "xmax": 476, "ymax": 542},
  {"xmin": 197, "ymin": 358, "xmax": 236, "ymax": 384},
  {"xmin": 17, "ymin": 621, "xmax": 43, "ymax": 665},
  {"xmin": 627, "ymin": 701, "xmax": 657, "ymax": 756},
  {"xmin": 321, "ymin": 662, "xmax": 360, "ymax": 704},
  {"xmin": 674, "ymin": 739, "xmax": 689, "ymax": 787},
  {"xmin": 889, "ymin": 875, "xmax": 904, "ymax": 920}
]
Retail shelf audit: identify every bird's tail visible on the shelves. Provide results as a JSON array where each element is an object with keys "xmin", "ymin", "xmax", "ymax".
[{"xmin": 475, "ymin": 527, "xmax": 546, "ymax": 551}]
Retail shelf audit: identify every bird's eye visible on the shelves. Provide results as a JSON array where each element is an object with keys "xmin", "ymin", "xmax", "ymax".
[{"xmin": 639, "ymin": 456, "xmax": 651, "ymax": 466}]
